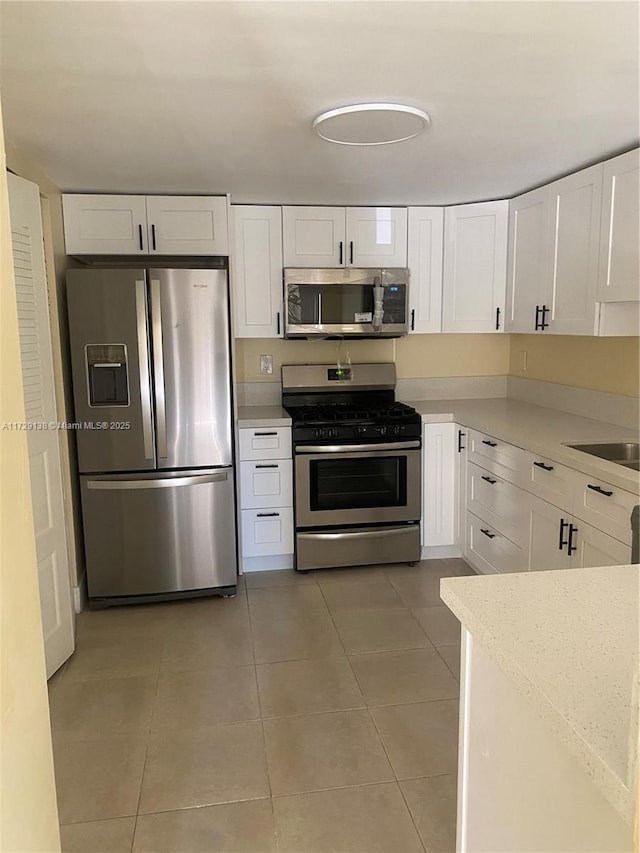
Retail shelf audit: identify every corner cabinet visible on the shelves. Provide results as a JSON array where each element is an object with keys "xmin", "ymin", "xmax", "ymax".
[
  {"xmin": 282, "ymin": 206, "xmax": 408, "ymax": 268},
  {"xmin": 597, "ymin": 148, "xmax": 640, "ymax": 302},
  {"xmin": 231, "ymin": 206, "xmax": 283, "ymax": 338},
  {"xmin": 441, "ymin": 201, "xmax": 508, "ymax": 333},
  {"xmin": 407, "ymin": 207, "xmax": 444, "ymax": 333},
  {"xmin": 62, "ymin": 194, "xmax": 229, "ymax": 256}
]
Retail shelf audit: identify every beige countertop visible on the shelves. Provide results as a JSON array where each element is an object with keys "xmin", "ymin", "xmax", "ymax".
[
  {"xmin": 441, "ymin": 565, "xmax": 640, "ymax": 826},
  {"xmin": 406, "ymin": 397, "xmax": 640, "ymax": 493},
  {"xmin": 236, "ymin": 406, "xmax": 291, "ymax": 428}
]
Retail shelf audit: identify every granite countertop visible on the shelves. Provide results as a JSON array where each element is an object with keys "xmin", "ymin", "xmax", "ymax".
[
  {"xmin": 441, "ymin": 565, "xmax": 640, "ymax": 825},
  {"xmin": 405, "ymin": 397, "xmax": 640, "ymax": 493},
  {"xmin": 236, "ymin": 406, "xmax": 291, "ymax": 428}
]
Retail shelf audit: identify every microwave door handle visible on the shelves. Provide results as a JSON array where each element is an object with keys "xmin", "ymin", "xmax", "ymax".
[
  {"xmin": 317, "ymin": 291, "xmax": 322, "ymax": 326},
  {"xmin": 372, "ymin": 275, "xmax": 383, "ymax": 331}
]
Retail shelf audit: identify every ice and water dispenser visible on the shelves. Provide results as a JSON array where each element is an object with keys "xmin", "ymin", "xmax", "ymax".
[{"xmin": 86, "ymin": 344, "xmax": 129, "ymax": 407}]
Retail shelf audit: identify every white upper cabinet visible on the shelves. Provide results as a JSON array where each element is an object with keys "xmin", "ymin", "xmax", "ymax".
[
  {"xmin": 597, "ymin": 148, "xmax": 639, "ymax": 302},
  {"xmin": 506, "ymin": 186, "xmax": 552, "ymax": 333},
  {"xmin": 145, "ymin": 196, "xmax": 228, "ymax": 255},
  {"xmin": 442, "ymin": 201, "xmax": 508, "ymax": 333},
  {"xmin": 407, "ymin": 207, "xmax": 444, "ymax": 333},
  {"xmin": 231, "ymin": 206, "xmax": 283, "ymax": 338},
  {"xmin": 62, "ymin": 194, "xmax": 228, "ymax": 255},
  {"xmin": 546, "ymin": 163, "xmax": 603, "ymax": 335},
  {"xmin": 62, "ymin": 194, "xmax": 149, "ymax": 254},
  {"xmin": 282, "ymin": 206, "xmax": 345, "ymax": 266},
  {"xmin": 346, "ymin": 207, "xmax": 408, "ymax": 267},
  {"xmin": 282, "ymin": 206, "xmax": 407, "ymax": 268}
]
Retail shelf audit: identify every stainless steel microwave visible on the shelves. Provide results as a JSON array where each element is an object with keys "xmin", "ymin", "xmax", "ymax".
[{"xmin": 284, "ymin": 268, "xmax": 409, "ymax": 339}]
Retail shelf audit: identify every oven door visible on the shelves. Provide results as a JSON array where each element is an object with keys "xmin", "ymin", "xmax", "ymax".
[{"xmin": 295, "ymin": 442, "xmax": 421, "ymax": 528}]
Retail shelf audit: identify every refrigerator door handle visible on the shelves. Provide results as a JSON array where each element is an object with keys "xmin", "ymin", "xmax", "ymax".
[
  {"xmin": 150, "ymin": 278, "xmax": 168, "ymax": 459},
  {"xmin": 87, "ymin": 471, "xmax": 229, "ymax": 490},
  {"xmin": 135, "ymin": 280, "xmax": 154, "ymax": 461}
]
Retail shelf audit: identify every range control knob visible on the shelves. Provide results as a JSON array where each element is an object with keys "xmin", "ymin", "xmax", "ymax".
[
  {"xmin": 327, "ymin": 427, "xmax": 339, "ymax": 439},
  {"xmin": 377, "ymin": 425, "xmax": 387, "ymax": 437},
  {"xmin": 314, "ymin": 428, "xmax": 325, "ymax": 439},
  {"xmin": 353, "ymin": 425, "xmax": 366, "ymax": 437},
  {"xmin": 392, "ymin": 425, "xmax": 403, "ymax": 436}
]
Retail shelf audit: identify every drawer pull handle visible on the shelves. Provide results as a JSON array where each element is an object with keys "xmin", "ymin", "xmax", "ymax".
[
  {"xmin": 587, "ymin": 484, "xmax": 613, "ymax": 497},
  {"xmin": 482, "ymin": 440, "xmax": 498, "ymax": 447},
  {"xmin": 257, "ymin": 512, "xmax": 280, "ymax": 518},
  {"xmin": 559, "ymin": 517, "xmax": 569, "ymax": 550},
  {"xmin": 481, "ymin": 475, "xmax": 497, "ymax": 485},
  {"xmin": 533, "ymin": 461, "xmax": 554, "ymax": 471},
  {"xmin": 254, "ymin": 431, "xmax": 277, "ymax": 437},
  {"xmin": 480, "ymin": 528, "xmax": 496, "ymax": 539},
  {"xmin": 255, "ymin": 464, "xmax": 278, "ymax": 469}
]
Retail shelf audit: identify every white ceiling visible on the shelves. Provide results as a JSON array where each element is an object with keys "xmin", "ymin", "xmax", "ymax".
[{"xmin": 1, "ymin": 0, "xmax": 638, "ymax": 205}]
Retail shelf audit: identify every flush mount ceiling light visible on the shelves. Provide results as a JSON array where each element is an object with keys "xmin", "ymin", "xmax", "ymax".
[{"xmin": 312, "ymin": 103, "xmax": 430, "ymax": 146}]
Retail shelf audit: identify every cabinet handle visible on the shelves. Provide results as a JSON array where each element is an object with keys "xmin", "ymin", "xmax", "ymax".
[
  {"xmin": 480, "ymin": 528, "xmax": 496, "ymax": 539},
  {"xmin": 138, "ymin": 224, "xmax": 144, "ymax": 251},
  {"xmin": 533, "ymin": 461, "xmax": 554, "ymax": 471},
  {"xmin": 558, "ymin": 517, "xmax": 570, "ymax": 550},
  {"xmin": 587, "ymin": 484, "xmax": 613, "ymax": 497},
  {"xmin": 257, "ymin": 512, "xmax": 280, "ymax": 518},
  {"xmin": 567, "ymin": 523, "xmax": 578, "ymax": 555},
  {"xmin": 534, "ymin": 305, "xmax": 542, "ymax": 331},
  {"xmin": 457, "ymin": 430, "xmax": 465, "ymax": 453},
  {"xmin": 151, "ymin": 223, "xmax": 157, "ymax": 251},
  {"xmin": 482, "ymin": 439, "xmax": 498, "ymax": 448},
  {"xmin": 276, "ymin": 312, "xmax": 281, "ymax": 335},
  {"xmin": 339, "ymin": 241, "xmax": 343, "ymax": 265},
  {"xmin": 254, "ymin": 431, "xmax": 277, "ymax": 436},
  {"xmin": 540, "ymin": 304, "xmax": 550, "ymax": 330},
  {"xmin": 410, "ymin": 309, "xmax": 415, "ymax": 331},
  {"xmin": 481, "ymin": 475, "xmax": 497, "ymax": 485},
  {"xmin": 349, "ymin": 241, "xmax": 354, "ymax": 265},
  {"xmin": 495, "ymin": 307, "xmax": 501, "ymax": 331},
  {"xmin": 255, "ymin": 464, "xmax": 278, "ymax": 469}
]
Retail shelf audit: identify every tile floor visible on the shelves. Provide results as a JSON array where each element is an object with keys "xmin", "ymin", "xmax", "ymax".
[{"xmin": 49, "ymin": 558, "xmax": 475, "ymax": 853}]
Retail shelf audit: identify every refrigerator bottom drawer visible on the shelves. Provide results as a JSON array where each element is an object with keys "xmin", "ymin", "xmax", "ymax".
[
  {"xmin": 296, "ymin": 524, "xmax": 420, "ymax": 571},
  {"xmin": 80, "ymin": 469, "xmax": 237, "ymax": 599}
]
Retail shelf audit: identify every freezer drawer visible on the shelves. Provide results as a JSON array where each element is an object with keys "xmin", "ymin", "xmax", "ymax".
[{"xmin": 80, "ymin": 469, "xmax": 237, "ymax": 600}]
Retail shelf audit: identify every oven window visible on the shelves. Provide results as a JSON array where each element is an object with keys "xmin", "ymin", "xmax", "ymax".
[{"xmin": 310, "ymin": 455, "xmax": 407, "ymax": 511}]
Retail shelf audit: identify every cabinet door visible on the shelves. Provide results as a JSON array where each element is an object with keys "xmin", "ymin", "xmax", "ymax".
[
  {"xmin": 145, "ymin": 196, "xmax": 228, "ymax": 255},
  {"xmin": 455, "ymin": 426, "xmax": 468, "ymax": 552},
  {"xmin": 527, "ymin": 493, "xmax": 572, "ymax": 572},
  {"xmin": 597, "ymin": 148, "xmax": 640, "ymax": 302},
  {"xmin": 282, "ymin": 207, "xmax": 345, "ymax": 267},
  {"xmin": 346, "ymin": 207, "xmax": 408, "ymax": 267},
  {"xmin": 466, "ymin": 462, "xmax": 529, "ymax": 547},
  {"xmin": 546, "ymin": 164, "xmax": 603, "ymax": 335},
  {"xmin": 442, "ymin": 201, "xmax": 508, "ymax": 332},
  {"xmin": 231, "ymin": 206, "xmax": 283, "ymax": 338},
  {"xmin": 407, "ymin": 207, "xmax": 444, "ymax": 333},
  {"xmin": 421, "ymin": 422, "xmax": 456, "ymax": 547},
  {"xmin": 505, "ymin": 186, "xmax": 550, "ymax": 333},
  {"xmin": 569, "ymin": 521, "xmax": 631, "ymax": 568},
  {"xmin": 62, "ymin": 194, "xmax": 148, "ymax": 254}
]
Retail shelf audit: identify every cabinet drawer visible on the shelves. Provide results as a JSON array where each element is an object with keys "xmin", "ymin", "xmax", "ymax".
[
  {"xmin": 466, "ymin": 462, "xmax": 529, "ymax": 546},
  {"xmin": 466, "ymin": 511, "xmax": 528, "ymax": 575},
  {"xmin": 241, "ymin": 508, "xmax": 294, "ymax": 557},
  {"xmin": 572, "ymin": 473, "xmax": 638, "ymax": 545},
  {"xmin": 467, "ymin": 430, "xmax": 528, "ymax": 486},
  {"xmin": 238, "ymin": 427, "xmax": 292, "ymax": 461},
  {"xmin": 239, "ymin": 460, "xmax": 293, "ymax": 509},
  {"xmin": 523, "ymin": 453, "xmax": 575, "ymax": 509}
]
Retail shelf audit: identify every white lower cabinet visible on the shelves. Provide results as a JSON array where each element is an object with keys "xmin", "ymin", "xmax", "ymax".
[
  {"xmin": 421, "ymin": 423, "xmax": 456, "ymax": 550},
  {"xmin": 527, "ymin": 493, "xmax": 572, "ymax": 572},
  {"xmin": 466, "ymin": 512, "xmax": 527, "ymax": 575},
  {"xmin": 454, "ymin": 425, "xmax": 468, "ymax": 553},
  {"xmin": 467, "ymin": 461, "xmax": 529, "ymax": 547},
  {"xmin": 238, "ymin": 427, "xmax": 293, "ymax": 570},
  {"xmin": 569, "ymin": 520, "xmax": 631, "ymax": 568}
]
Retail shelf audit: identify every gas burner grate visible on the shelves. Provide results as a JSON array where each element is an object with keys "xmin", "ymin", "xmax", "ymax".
[{"xmin": 285, "ymin": 402, "xmax": 418, "ymax": 424}]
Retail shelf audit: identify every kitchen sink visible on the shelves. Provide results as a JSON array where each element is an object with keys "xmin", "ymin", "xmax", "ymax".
[{"xmin": 565, "ymin": 442, "xmax": 640, "ymax": 470}]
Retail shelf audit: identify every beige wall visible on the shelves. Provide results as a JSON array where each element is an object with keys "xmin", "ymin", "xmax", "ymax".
[
  {"xmin": 5, "ymin": 141, "xmax": 83, "ymax": 586},
  {"xmin": 509, "ymin": 334, "xmax": 640, "ymax": 398},
  {"xmin": 0, "ymin": 109, "xmax": 61, "ymax": 852},
  {"xmin": 235, "ymin": 334, "xmax": 511, "ymax": 383}
]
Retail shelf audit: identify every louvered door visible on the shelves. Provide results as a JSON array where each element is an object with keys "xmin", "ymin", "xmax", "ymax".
[{"xmin": 8, "ymin": 172, "xmax": 74, "ymax": 678}]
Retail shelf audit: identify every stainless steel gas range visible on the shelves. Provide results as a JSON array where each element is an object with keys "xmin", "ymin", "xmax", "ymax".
[{"xmin": 282, "ymin": 363, "xmax": 422, "ymax": 572}]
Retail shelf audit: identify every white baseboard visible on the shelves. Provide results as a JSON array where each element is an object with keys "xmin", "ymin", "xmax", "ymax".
[
  {"xmin": 241, "ymin": 554, "xmax": 295, "ymax": 572},
  {"xmin": 420, "ymin": 545, "xmax": 462, "ymax": 560}
]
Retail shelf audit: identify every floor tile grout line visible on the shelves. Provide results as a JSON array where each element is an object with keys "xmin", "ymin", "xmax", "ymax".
[{"xmin": 396, "ymin": 776, "xmax": 429, "ymax": 853}]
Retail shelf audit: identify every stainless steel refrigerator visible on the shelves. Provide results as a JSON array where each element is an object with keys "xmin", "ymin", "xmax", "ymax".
[{"xmin": 66, "ymin": 266, "xmax": 237, "ymax": 606}]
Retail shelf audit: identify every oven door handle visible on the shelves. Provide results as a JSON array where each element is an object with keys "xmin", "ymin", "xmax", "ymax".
[{"xmin": 295, "ymin": 440, "xmax": 421, "ymax": 453}]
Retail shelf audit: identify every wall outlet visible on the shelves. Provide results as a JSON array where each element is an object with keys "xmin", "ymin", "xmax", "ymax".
[
  {"xmin": 259, "ymin": 354, "xmax": 273, "ymax": 375},
  {"xmin": 520, "ymin": 350, "xmax": 528, "ymax": 371}
]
